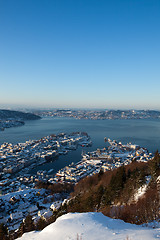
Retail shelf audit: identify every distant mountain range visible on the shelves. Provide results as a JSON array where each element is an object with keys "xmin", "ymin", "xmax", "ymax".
[{"xmin": 0, "ymin": 109, "xmax": 41, "ymax": 120}]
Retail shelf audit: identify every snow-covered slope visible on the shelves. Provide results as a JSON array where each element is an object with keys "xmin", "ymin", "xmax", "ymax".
[{"xmin": 18, "ymin": 212, "xmax": 160, "ymax": 240}]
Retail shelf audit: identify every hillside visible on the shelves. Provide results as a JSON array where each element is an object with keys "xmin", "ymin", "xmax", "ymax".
[
  {"xmin": 18, "ymin": 212, "xmax": 159, "ymax": 240},
  {"xmin": 1, "ymin": 152, "xmax": 160, "ymax": 240},
  {"xmin": 61, "ymin": 152, "xmax": 160, "ymax": 225},
  {"xmin": 0, "ymin": 109, "xmax": 41, "ymax": 120}
]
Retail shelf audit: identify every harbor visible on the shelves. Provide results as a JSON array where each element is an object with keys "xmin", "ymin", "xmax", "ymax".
[
  {"xmin": 0, "ymin": 135, "xmax": 154, "ymax": 231},
  {"xmin": 54, "ymin": 138, "xmax": 153, "ymax": 183}
]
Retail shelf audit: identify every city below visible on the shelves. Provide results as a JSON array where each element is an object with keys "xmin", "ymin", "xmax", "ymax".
[{"xmin": 0, "ymin": 131, "xmax": 153, "ymax": 231}]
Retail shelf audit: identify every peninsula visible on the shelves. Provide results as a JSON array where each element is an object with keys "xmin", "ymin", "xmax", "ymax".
[{"xmin": 0, "ymin": 110, "xmax": 41, "ymax": 131}]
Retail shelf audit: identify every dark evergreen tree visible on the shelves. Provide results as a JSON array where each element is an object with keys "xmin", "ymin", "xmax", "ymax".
[
  {"xmin": 85, "ymin": 195, "xmax": 94, "ymax": 211},
  {"xmin": 0, "ymin": 223, "xmax": 8, "ymax": 240},
  {"xmin": 150, "ymin": 150, "xmax": 160, "ymax": 178},
  {"xmin": 127, "ymin": 169, "xmax": 131, "ymax": 179},
  {"xmin": 24, "ymin": 214, "xmax": 35, "ymax": 232},
  {"xmin": 98, "ymin": 169, "xmax": 104, "ymax": 179},
  {"xmin": 96, "ymin": 185, "xmax": 104, "ymax": 208},
  {"xmin": 102, "ymin": 188, "xmax": 112, "ymax": 205},
  {"xmin": 18, "ymin": 222, "xmax": 25, "ymax": 237},
  {"xmin": 36, "ymin": 217, "xmax": 46, "ymax": 231},
  {"xmin": 109, "ymin": 165, "xmax": 126, "ymax": 197}
]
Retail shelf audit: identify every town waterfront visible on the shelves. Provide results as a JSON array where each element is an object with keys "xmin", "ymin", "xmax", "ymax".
[{"xmin": 1, "ymin": 117, "xmax": 160, "ymax": 174}]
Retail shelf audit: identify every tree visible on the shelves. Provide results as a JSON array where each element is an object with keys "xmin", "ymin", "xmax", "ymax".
[
  {"xmin": 150, "ymin": 150, "xmax": 160, "ymax": 178},
  {"xmin": 95, "ymin": 185, "xmax": 104, "ymax": 209},
  {"xmin": 24, "ymin": 214, "xmax": 35, "ymax": 232},
  {"xmin": 36, "ymin": 217, "xmax": 46, "ymax": 231},
  {"xmin": 18, "ymin": 222, "xmax": 25, "ymax": 237},
  {"xmin": 109, "ymin": 166, "xmax": 126, "ymax": 197},
  {"xmin": 0, "ymin": 223, "xmax": 8, "ymax": 240},
  {"xmin": 98, "ymin": 169, "xmax": 104, "ymax": 179}
]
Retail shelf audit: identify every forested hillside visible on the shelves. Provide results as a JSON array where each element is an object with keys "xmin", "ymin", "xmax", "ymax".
[
  {"xmin": 0, "ymin": 110, "xmax": 41, "ymax": 120},
  {"xmin": 64, "ymin": 151, "xmax": 160, "ymax": 225}
]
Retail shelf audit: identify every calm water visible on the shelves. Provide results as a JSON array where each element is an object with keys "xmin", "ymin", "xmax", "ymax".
[{"xmin": 0, "ymin": 117, "xmax": 160, "ymax": 174}]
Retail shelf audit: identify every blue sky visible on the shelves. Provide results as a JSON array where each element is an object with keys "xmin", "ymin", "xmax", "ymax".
[{"xmin": 0, "ymin": 0, "xmax": 160, "ymax": 109}]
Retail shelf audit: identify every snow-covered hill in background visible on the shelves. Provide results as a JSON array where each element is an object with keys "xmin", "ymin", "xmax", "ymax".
[{"xmin": 18, "ymin": 212, "xmax": 160, "ymax": 240}]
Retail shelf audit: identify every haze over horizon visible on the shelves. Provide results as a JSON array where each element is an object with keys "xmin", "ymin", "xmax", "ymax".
[{"xmin": 0, "ymin": 0, "xmax": 160, "ymax": 110}]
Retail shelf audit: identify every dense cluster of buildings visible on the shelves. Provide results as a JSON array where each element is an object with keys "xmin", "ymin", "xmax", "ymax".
[
  {"xmin": 0, "ymin": 132, "xmax": 92, "ymax": 194},
  {"xmin": 35, "ymin": 109, "xmax": 160, "ymax": 120},
  {"xmin": 0, "ymin": 132, "xmax": 92, "ymax": 231},
  {"xmin": 0, "ymin": 133, "xmax": 154, "ymax": 232},
  {"xmin": 0, "ymin": 187, "xmax": 65, "ymax": 231},
  {"xmin": 55, "ymin": 138, "xmax": 153, "ymax": 183}
]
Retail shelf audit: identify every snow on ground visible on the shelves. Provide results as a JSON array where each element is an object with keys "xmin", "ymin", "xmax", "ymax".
[
  {"xmin": 134, "ymin": 184, "xmax": 147, "ymax": 202},
  {"xmin": 18, "ymin": 212, "xmax": 160, "ymax": 240},
  {"xmin": 0, "ymin": 188, "xmax": 40, "ymax": 201},
  {"xmin": 133, "ymin": 176, "xmax": 151, "ymax": 202}
]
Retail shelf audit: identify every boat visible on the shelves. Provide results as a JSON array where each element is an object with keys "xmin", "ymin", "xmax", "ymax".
[{"xmin": 48, "ymin": 169, "xmax": 54, "ymax": 174}]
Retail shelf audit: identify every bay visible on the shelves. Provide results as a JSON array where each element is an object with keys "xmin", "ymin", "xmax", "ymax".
[{"xmin": 0, "ymin": 117, "xmax": 160, "ymax": 174}]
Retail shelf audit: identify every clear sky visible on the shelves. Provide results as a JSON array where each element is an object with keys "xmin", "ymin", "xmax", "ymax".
[{"xmin": 0, "ymin": 0, "xmax": 160, "ymax": 109}]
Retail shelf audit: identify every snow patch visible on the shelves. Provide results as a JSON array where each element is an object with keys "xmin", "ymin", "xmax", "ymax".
[
  {"xmin": 134, "ymin": 184, "xmax": 147, "ymax": 202},
  {"xmin": 133, "ymin": 176, "xmax": 151, "ymax": 202},
  {"xmin": 18, "ymin": 212, "xmax": 160, "ymax": 240}
]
